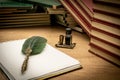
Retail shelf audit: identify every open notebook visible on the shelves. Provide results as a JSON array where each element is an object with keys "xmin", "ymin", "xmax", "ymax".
[{"xmin": 0, "ymin": 39, "xmax": 82, "ymax": 80}]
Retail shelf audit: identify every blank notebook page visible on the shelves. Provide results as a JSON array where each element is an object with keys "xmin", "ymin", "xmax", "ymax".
[{"xmin": 0, "ymin": 39, "xmax": 81, "ymax": 80}]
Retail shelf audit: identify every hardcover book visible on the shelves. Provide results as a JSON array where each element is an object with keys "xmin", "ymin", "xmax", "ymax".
[
  {"xmin": 76, "ymin": 0, "xmax": 93, "ymax": 20},
  {"xmin": 59, "ymin": 0, "xmax": 93, "ymax": 36},
  {"xmin": 90, "ymin": 37, "xmax": 120, "ymax": 56},
  {"xmin": 0, "ymin": 0, "xmax": 33, "ymax": 14},
  {"xmin": 89, "ymin": 0, "xmax": 120, "ymax": 67},
  {"xmin": 92, "ymin": 21, "xmax": 120, "ymax": 38},
  {"xmin": 28, "ymin": 0, "xmax": 62, "ymax": 9},
  {"xmin": 89, "ymin": 45, "xmax": 120, "ymax": 67},
  {"xmin": 93, "ymin": 2, "xmax": 120, "ymax": 16},
  {"xmin": 93, "ymin": 0, "xmax": 120, "ymax": 6},
  {"xmin": 0, "ymin": 13, "xmax": 50, "ymax": 28},
  {"xmin": 93, "ymin": 11, "xmax": 120, "ymax": 26},
  {"xmin": 91, "ymin": 29, "xmax": 120, "ymax": 47}
]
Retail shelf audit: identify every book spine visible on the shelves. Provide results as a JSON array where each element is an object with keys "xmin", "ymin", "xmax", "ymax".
[
  {"xmin": 93, "ymin": 0, "xmax": 120, "ymax": 7},
  {"xmin": 89, "ymin": 0, "xmax": 120, "ymax": 67},
  {"xmin": 69, "ymin": 0, "xmax": 92, "ymax": 29},
  {"xmin": 89, "ymin": 48, "xmax": 120, "ymax": 67},
  {"xmin": 75, "ymin": 0, "xmax": 93, "ymax": 20},
  {"xmin": 59, "ymin": 0, "xmax": 91, "ymax": 36},
  {"xmin": 90, "ymin": 37, "xmax": 120, "ymax": 56},
  {"xmin": 91, "ymin": 34, "xmax": 120, "ymax": 49},
  {"xmin": 93, "ymin": 9, "xmax": 120, "ymax": 18},
  {"xmin": 93, "ymin": 13, "xmax": 120, "ymax": 27},
  {"xmin": 93, "ymin": 19, "xmax": 120, "ymax": 29},
  {"xmin": 89, "ymin": 43, "xmax": 120, "ymax": 60},
  {"xmin": 0, "ymin": 13, "xmax": 51, "ymax": 28},
  {"xmin": 92, "ymin": 27, "xmax": 120, "ymax": 39}
]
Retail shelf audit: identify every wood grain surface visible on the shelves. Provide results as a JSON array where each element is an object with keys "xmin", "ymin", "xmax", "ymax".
[{"xmin": 0, "ymin": 25, "xmax": 120, "ymax": 80}]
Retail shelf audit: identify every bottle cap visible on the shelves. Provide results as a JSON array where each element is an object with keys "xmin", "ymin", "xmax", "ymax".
[{"xmin": 66, "ymin": 28, "xmax": 72, "ymax": 34}]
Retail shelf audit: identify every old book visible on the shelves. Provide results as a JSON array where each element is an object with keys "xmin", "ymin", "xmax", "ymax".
[
  {"xmin": 93, "ymin": 0, "xmax": 120, "ymax": 6},
  {"xmin": 92, "ymin": 21, "xmax": 120, "ymax": 38},
  {"xmin": 0, "ymin": 0, "xmax": 33, "ymax": 9},
  {"xmin": 0, "ymin": 39, "xmax": 82, "ymax": 80},
  {"xmin": 54, "ymin": 14, "xmax": 77, "ymax": 25},
  {"xmin": 77, "ymin": 0, "xmax": 93, "ymax": 20},
  {"xmin": 89, "ymin": 0, "xmax": 120, "ymax": 67},
  {"xmin": 69, "ymin": 0, "xmax": 92, "ymax": 26},
  {"xmin": 91, "ymin": 29, "xmax": 120, "ymax": 47},
  {"xmin": 89, "ymin": 44, "xmax": 120, "ymax": 67},
  {"xmin": 59, "ymin": 0, "xmax": 92, "ymax": 36},
  {"xmin": 54, "ymin": 14, "xmax": 67, "ymax": 26},
  {"xmin": 93, "ymin": 2, "xmax": 120, "ymax": 16},
  {"xmin": 90, "ymin": 37, "xmax": 120, "ymax": 57},
  {"xmin": 0, "ymin": 13, "xmax": 51, "ymax": 28},
  {"xmin": 45, "ymin": 7, "xmax": 66, "ymax": 14},
  {"xmin": 0, "ymin": 23, "xmax": 51, "ymax": 28},
  {"xmin": 0, "ymin": 0, "xmax": 34, "ymax": 14},
  {"xmin": 28, "ymin": 0, "xmax": 62, "ymax": 9},
  {"xmin": 93, "ymin": 11, "xmax": 120, "ymax": 26},
  {"xmin": 64, "ymin": 14, "xmax": 78, "ymax": 26},
  {"xmin": 54, "ymin": 14, "xmax": 83, "ymax": 32}
]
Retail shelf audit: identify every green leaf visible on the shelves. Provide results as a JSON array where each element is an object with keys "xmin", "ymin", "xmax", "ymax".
[{"xmin": 22, "ymin": 36, "xmax": 47, "ymax": 55}]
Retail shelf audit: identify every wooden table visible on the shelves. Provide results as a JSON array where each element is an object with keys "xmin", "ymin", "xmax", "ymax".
[{"xmin": 0, "ymin": 26, "xmax": 120, "ymax": 80}]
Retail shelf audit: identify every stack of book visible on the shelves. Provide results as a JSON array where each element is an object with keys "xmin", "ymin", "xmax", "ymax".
[
  {"xmin": 27, "ymin": 0, "xmax": 63, "ymax": 13},
  {"xmin": 0, "ymin": 13, "xmax": 50, "ymax": 28},
  {"xmin": 0, "ymin": 0, "xmax": 51, "ymax": 28},
  {"xmin": 59, "ymin": 0, "xmax": 93, "ymax": 36},
  {"xmin": 54, "ymin": 14, "xmax": 68, "ymax": 26},
  {"xmin": 29, "ymin": 0, "xmax": 83, "ymax": 32},
  {"xmin": 60, "ymin": 0, "xmax": 120, "ymax": 66},
  {"xmin": 55, "ymin": 13, "xmax": 83, "ymax": 32},
  {"xmin": 89, "ymin": 0, "xmax": 120, "ymax": 66}
]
